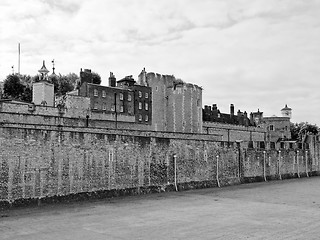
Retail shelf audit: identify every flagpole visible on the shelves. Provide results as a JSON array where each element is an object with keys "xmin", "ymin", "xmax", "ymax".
[{"xmin": 18, "ymin": 43, "xmax": 20, "ymax": 74}]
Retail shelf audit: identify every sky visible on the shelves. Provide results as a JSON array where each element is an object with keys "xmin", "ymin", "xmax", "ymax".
[{"xmin": 1, "ymin": 0, "xmax": 320, "ymax": 125}]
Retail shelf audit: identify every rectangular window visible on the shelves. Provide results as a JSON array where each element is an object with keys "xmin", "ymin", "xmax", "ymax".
[
  {"xmin": 128, "ymin": 94, "xmax": 132, "ymax": 101},
  {"xmin": 119, "ymin": 93, "xmax": 123, "ymax": 100},
  {"xmin": 145, "ymin": 115, "xmax": 148, "ymax": 122},
  {"xmin": 139, "ymin": 91, "xmax": 142, "ymax": 98},
  {"xmin": 102, "ymin": 103, "xmax": 106, "ymax": 110},
  {"xmin": 145, "ymin": 92, "xmax": 148, "ymax": 98},
  {"xmin": 94, "ymin": 89, "xmax": 98, "ymax": 97},
  {"xmin": 93, "ymin": 102, "xmax": 98, "ymax": 109},
  {"xmin": 280, "ymin": 142, "xmax": 285, "ymax": 149},
  {"xmin": 111, "ymin": 105, "xmax": 115, "ymax": 112},
  {"xmin": 139, "ymin": 102, "xmax": 142, "ymax": 110},
  {"xmin": 102, "ymin": 90, "xmax": 106, "ymax": 98},
  {"xmin": 139, "ymin": 114, "xmax": 142, "ymax": 121},
  {"xmin": 270, "ymin": 142, "xmax": 275, "ymax": 149},
  {"xmin": 269, "ymin": 125, "xmax": 274, "ymax": 131},
  {"xmin": 120, "ymin": 105, "xmax": 124, "ymax": 112},
  {"xmin": 145, "ymin": 102, "xmax": 148, "ymax": 110}
]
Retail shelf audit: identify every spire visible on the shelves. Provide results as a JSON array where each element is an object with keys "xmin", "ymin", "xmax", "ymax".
[{"xmin": 38, "ymin": 60, "xmax": 49, "ymax": 81}]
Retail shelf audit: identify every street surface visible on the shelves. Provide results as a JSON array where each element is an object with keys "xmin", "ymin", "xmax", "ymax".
[{"xmin": 1, "ymin": 177, "xmax": 320, "ymax": 239}]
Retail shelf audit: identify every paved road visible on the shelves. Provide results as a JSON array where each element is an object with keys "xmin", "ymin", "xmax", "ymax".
[{"xmin": 1, "ymin": 177, "xmax": 320, "ymax": 240}]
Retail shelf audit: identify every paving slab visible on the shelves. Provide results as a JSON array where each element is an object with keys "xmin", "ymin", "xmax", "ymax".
[{"xmin": 1, "ymin": 177, "xmax": 320, "ymax": 239}]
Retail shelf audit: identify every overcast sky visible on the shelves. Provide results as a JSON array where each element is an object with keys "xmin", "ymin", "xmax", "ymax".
[{"xmin": 1, "ymin": 0, "xmax": 320, "ymax": 125}]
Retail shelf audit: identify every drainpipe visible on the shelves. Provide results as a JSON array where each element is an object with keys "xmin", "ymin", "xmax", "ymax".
[
  {"xmin": 305, "ymin": 150, "xmax": 309, "ymax": 177},
  {"xmin": 173, "ymin": 154, "xmax": 178, "ymax": 191},
  {"xmin": 216, "ymin": 155, "xmax": 220, "ymax": 188},
  {"xmin": 263, "ymin": 151, "xmax": 267, "ymax": 182},
  {"xmin": 278, "ymin": 150, "xmax": 282, "ymax": 180},
  {"xmin": 297, "ymin": 150, "xmax": 300, "ymax": 178}
]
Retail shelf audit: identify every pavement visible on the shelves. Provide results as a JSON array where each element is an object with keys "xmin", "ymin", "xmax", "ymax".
[{"xmin": 1, "ymin": 177, "xmax": 320, "ymax": 240}]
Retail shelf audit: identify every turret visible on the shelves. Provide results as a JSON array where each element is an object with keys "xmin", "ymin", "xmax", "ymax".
[{"xmin": 281, "ymin": 104, "xmax": 292, "ymax": 118}]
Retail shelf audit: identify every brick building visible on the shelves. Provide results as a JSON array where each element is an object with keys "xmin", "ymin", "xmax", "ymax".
[
  {"xmin": 78, "ymin": 69, "xmax": 151, "ymax": 125},
  {"xmin": 203, "ymin": 103, "xmax": 252, "ymax": 126}
]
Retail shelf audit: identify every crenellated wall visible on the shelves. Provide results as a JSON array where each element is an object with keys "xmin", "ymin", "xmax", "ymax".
[{"xmin": 145, "ymin": 73, "xmax": 202, "ymax": 133}]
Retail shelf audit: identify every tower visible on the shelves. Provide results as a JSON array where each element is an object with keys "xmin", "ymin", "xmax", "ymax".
[
  {"xmin": 32, "ymin": 60, "xmax": 54, "ymax": 106},
  {"xmin": 281, "ymin": 104, "xmax": 292, "ymax": 118}
]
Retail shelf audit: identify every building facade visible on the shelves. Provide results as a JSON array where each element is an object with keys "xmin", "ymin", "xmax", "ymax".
[
  {"xmin": 138, "ymin": 69, "xmax": 202, "ymax": 133},
  {"xmin": 78, "ymin": 69, "xmax": 151, "ymax": 125}
]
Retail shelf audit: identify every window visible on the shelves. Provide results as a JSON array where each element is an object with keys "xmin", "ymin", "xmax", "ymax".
[
  {"xmin": 102, "ymin": 104, "xmax": 106, "ymax": 110},
  {"xmin": 145, "ymin": 92, "xmax": 148, "ymax": 98},
  {"xmin": 289, "ymin": 143, "xmax": 293, "ymax": 149},
  {"xmin": 145, "ymin": 103, "xmax": 148, "ymax": 110},
  {"xmin": 139, "ymin": 102, "xmax": 142, "ymax": 110},
  {"xmin": 280, "ymin": 142, "xmax": 285, "ymax": 149},
  {"xmin": 270, "ymin": 142, "xmax": 275, "ymax": 149},
  {"xmin": 145, "ymin": 115, "xmax": 148, "ymax": 122},
  {"xmin": 102, "ymin": 90, "xmax": 106, "ymax": 98},
  {"xmin": 128, "ymin": 94, "xmax": 132, "ymax": 102},
  {"xmin": 119, "ymin": 93, "xmax": 123, "ymax": 100},
  {"xmin": 120, "ymin": 105, "xmax": 124, "ymax": 112},
  {"xmin": 111, "ymin": 105, "xmax": 115, "ymax": 112},
  {"xmin": 138, "ymin": 114, "xmax": 142, "ymax": 121},
  {"xmin": 155, "ymin": 86, "xmax": 158, "ymax": 91},
  {"xmin": 269, "ymin": 125, "xmax": 274, "ymax": 131},
  {"xmin": 94, "ymin": 89, "xmax": 98, "ymax": 97},
  {"xmin": 93, "ymin": 102, "xmax": 98, "ymax": 110},
  {"xmin": 139, "ymin": 91, "xmax": 142, "ymax": 98}
]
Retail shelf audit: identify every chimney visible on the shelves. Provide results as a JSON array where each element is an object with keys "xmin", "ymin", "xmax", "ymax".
[
  {"xmin": 109, "ymin": 72, "xmax": 116, "ymax": 87},
  {"xmin": 230, "ymin": 104, "xmax": 234, "ymax": 116},
  {"xmin": 212, "ymin": 104, "xmax": 217, "ymax": 111}
]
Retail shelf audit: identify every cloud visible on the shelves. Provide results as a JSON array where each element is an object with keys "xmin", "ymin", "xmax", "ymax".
[{"xmin": 1, "ymin": 0, "xmax": 320, "ymax": 125}]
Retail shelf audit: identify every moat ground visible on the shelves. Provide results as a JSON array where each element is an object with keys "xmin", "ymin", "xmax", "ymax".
[{"xmin": 1, "ymin": 177, "xmax": 320, "ymax": 240}]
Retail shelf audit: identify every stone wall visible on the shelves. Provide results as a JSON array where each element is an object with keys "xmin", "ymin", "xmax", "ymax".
[
  {"xmin": 242, "ymin": 148, "xmax": 319, "ymax": 181},
  {"xmin": 0, "ymin": 101, "xmax": 148, "ymax": 130},
  {"xmin": 146, "ymin": 73, "xmax": 202, "ymax": 133},
  {"xmin": 203, "ymin": 121, "xmax": 266, "ymax": 148},
  {"xmin": 0, "ymin": 123, "xmax": 319, "ymax": 206},
  {"xmin": 0, "ymin": 123, "xmax": 225, "ymax": 205}
]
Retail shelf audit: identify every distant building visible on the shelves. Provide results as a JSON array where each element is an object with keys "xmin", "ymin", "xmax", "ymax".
[
  {"xmin": 203, "ymin": 103, "xmax": 252, "ymax": 127},
  {"xmin": 32, "ymin": 60, "xmax": 54, "ymax": 107},
  {"xmin": 139, "ymin": 70, "xmax": 202, "ymax": 133},
  {"xmin": 261, "ymin": 105, "xmax": 292, "ymax": 147},
  {"xmin": 78, "ymin": 69, "xmax": 152, "ymax": 125}
]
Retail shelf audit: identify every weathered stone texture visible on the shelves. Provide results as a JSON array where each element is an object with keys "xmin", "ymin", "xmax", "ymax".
[{"xmin": 0, "ymin": 124, "xmax": 318, "ymax": 205}]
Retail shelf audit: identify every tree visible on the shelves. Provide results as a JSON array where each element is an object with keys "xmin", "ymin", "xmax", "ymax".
[
  {"xmin": 48, "ymin": 73, "xmax": 78, "ymax": 96},
  {"xmin": 290, "ymin": 122, "xmax": 319, "ymax": 141},
  {"xmin": 92, "ymin": 72, "xmax": 101, "ymax": 85},
  {"xmin": 3, "ymin": 74, "xmax": 24, "ymax": 100}
]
